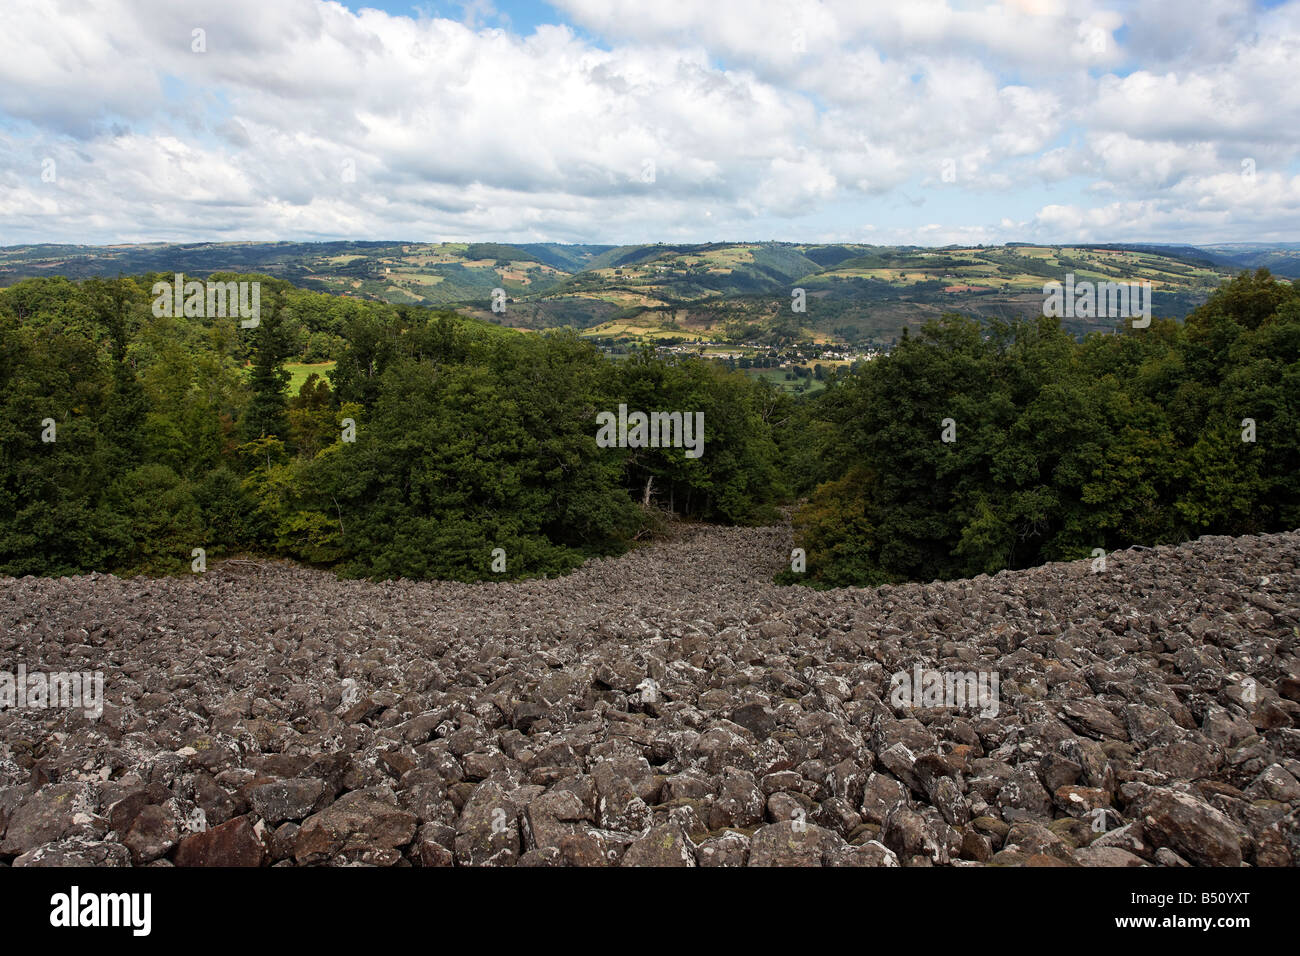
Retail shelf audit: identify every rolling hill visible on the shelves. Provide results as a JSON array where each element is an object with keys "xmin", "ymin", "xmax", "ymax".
[{"xmin": 0, "ymin": 239, "xmax": 1290, "ymax": 348}]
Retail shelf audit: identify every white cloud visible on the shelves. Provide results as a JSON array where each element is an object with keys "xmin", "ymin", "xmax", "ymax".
[
  {"xmin": 0, "ymin": 0, "xmax": 1297, "ymax": 245},
  {"xmin": 1028, "ymin": 169, "xmax": 1300, "ymax": 242}
]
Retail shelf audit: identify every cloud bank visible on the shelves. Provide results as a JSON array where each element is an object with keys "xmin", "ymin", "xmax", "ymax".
[{"xmin": 1, "ymin": 0, "xmax": 1297, "ymax": 245}]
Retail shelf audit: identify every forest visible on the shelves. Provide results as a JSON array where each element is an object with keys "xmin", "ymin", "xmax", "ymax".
[
  {"xmin": 781, "ymin": 268, "xmax": 1300, "ymax": 586},
  {"xmin": 0, "ymin": 273, "xmax": 784, "ymax": 580},
  {"xmin": 1, "ymin": 268, "xmax": 1296, "ymax": 586}
]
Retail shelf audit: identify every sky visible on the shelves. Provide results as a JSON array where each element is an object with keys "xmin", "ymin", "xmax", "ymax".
[{"xmin": 1, "ymin": 0, "xmax": 1298, "ymax": 247}]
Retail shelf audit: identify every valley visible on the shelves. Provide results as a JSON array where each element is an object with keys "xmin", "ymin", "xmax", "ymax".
[{"xmin": 6, "ymin": 241, "xmax": 1293, "ymax": 354}]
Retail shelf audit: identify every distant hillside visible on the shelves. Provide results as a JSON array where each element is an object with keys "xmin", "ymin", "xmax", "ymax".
[
  {"xmin": 0, "ymin": 239, "xmax": 1288, "ymax": 347},
  {"xmin": 1194, "ymin": 242, "xmax": 1300, "ymax": 279}
]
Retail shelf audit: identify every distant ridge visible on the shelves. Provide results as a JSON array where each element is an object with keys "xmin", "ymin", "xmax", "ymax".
[{"xmin": 1, "ymin": 239, "xmax": 1294, "ymax": 347}]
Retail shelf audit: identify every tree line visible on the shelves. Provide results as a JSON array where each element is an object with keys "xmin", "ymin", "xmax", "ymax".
[
  {"xmin": 4, "ymin": 267, "xmax": 1295, "ymax": 587},
  {"xmin": 781, "ymin": 269, "xmax": 1300, "ymax": 586},
  {"xmin": 0, "ymin": 274, "xmax": 785, "ymax": 580}
]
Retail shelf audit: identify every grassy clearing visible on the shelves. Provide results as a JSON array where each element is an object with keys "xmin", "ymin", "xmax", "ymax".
[
  {"xmin": 285, "ymin": 361, "xmax": 336, "ymax": 393},
  {"xmin": 746, "ymin": 367, "xmax": 827, "ymax": 395}
]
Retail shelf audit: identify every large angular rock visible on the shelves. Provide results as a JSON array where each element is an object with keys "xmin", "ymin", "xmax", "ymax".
[
  {"xmin": 296, "ymin": 792, "xmax": 417, "ymax": 865},
  {"xmin": 881, "ymin": 806, "xmax": 946, "ymax": 865},
  {"xmin": 522, "ymin": 788, "xmax": 590, "ymax": 851},
  {"xmin": 1245, "ymin": 764, "xmax": 1300, "ymax": 803},
  {"xmin": 453, "ymin": 782, "xmax": 519, "ymax": 866},
  {"xmin": 997, "ymin": 767, "xmax": 1053, "ymax": 820},
  {"xmin": 832, "ymin": 840, "xmax": 900, "ymax": 867},
  {"xmin": 710, "ymin": 768, "xmax": 765, "ymax": 829},
  {"xmin": 175, "ymin": 816, "xmax": 266, "ymax": 867},
  {"xmin": 124, "ymin": 804, "xmax": 179, "ymax": 864},
  {"xmin": 748, "ymin": 821, "xmax": 845, "ymax": 866},
  {"xmin": 1075, "ymin": 845, "xmax": 1148, "ymax": 867},
  {"xmin": 250, "ymin": 779, "xmax": 329, "ymax": 825},
  {"xmin": 860, "ymin": 772, "xmax": 909, "ymax": 825},
  {"xmin": 591, "ymin": 759, "xmax": 653, "ymax": 833},
  {"xmin": 0, "ymin": 783, "xmax": 101, "ymax": 855},
  {"xmin": 14, "ymin": 839, "xmax": 132, "ymax": 867},
  {"xmin": 693, "ymin": 727, "xmax": 756, "ymax": 774},
  {"xmin": 696, "ymin": 830, "xmax": 750, "ymax": 867},
  {"xmin": 1131, "ymin": 787, "xmax": 1243, "ymax": 868},
  {"xmin": 620, "ymin": 822, "xmax": 695, "ymax": 867},
  {"xmin": 730, "ymin": 703, "xmax": 777, "ymax": 740}
]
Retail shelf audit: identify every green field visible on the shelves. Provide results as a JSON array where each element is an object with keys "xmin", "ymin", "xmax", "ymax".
[
  {"xmin": 747, "ymin": 367, "xmax": 827, "ymax": 395},
  {"xmin": 285, "ymin": 361, "xmax": 335, "ymax": 393}
]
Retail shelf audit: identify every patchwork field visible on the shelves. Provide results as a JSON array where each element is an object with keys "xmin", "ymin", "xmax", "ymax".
[{"xmin": 1, "ymin": 240, "xmax": 1293, "ymax": 349}]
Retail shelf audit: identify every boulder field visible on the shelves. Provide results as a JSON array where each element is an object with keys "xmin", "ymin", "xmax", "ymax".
[{"xmin": 1, "ymin": 524, "xmax": 1298, "ymax": 867}]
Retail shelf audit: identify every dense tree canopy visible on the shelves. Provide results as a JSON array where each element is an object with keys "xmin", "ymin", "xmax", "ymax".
[
  {"xmin": 782, "ymin": 269, "xmax": 1300, "ymax": 587},
  {"xmin": 0, "ymin": 274, "xmax": 786, "ymax": 580},
  {"xmin": 3, "ymin": 268, "xmax": 1294, "ymax": 586}
]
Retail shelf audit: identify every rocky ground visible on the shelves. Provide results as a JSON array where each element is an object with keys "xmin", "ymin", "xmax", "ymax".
[{"xmin": 1, "ymin": 522, "xmax": 1298, "ymax": 867}]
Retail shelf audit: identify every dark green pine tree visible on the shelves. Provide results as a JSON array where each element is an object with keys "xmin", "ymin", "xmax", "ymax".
[{"xmin": 239, "ymin": 296, "xmax": 292, "ymax": 447}]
